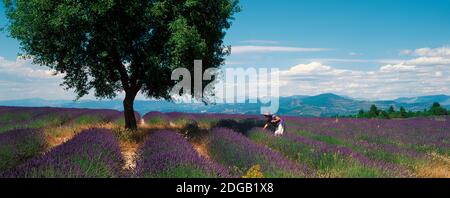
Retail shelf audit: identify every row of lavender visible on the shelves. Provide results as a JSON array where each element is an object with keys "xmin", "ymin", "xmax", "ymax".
[
  {"xmin": 0, "ymin": 106, "xmax": 125, "ymax": 123},
  {"xmin": 1, "ymin": 107, "xmax": 237, "ymax": 177},
  {"xmin": 134, "ymin": 130, "xmax": 230, "ymax": 178},
  {"xmin": 143, "ymin": 111, "xmax": 449, "ymax": 177},
  {"xmin": 248, "ymin": 128, "xmax": 412, "ymax": 177},
  {"xmin": 2, "ymin": 108, "xmax": 307, "ymax": 178},
  {"xmin": 3, "ymin": 128, "xmax": 235, "ymax": 178},
  {"xmin": 0, "ymin": 106, "xmax": 126, "ymax": 133},
  {"xmin": 145, "ymin": 111, "xmax": 449, "ymax": 150},
  {"xmin": 280, "ymin": 117, "xmax": 449, "ymax": 177},
  {"xmin": 1, "ymin": 129, "xmax": 124, "ymax": 178},
  {"xmin": 1, "ymin": 107, "xmax": 448, "ymax": 177},
  {"xmin": 0, "ymin": 129, "xmax": 46, "ymax": 173},
  {"xmin": 134, "ymin": 126, "xmax": 312, "ymax": 178},
  {"xmin": 0, "ymin": 106, "xmax": 137, "ymax": 175},
  {"xmin": 207, "ymin": 128, "xmax": 312, "ymax": 177},
  {"xmin": 143, "ymin": 112, "xmax": 313, "ymax": 177},
  {"xmin": 283, "ymin": 117, "xmax": 450, "ymax": 151}
]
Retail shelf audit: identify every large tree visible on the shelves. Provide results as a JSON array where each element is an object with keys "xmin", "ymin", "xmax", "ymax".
[{"xmin": 3, "ymin": 0, "xmax": 240, "ymax": 129}]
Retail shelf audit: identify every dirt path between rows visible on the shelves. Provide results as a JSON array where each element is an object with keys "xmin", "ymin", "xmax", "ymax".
[
  {"xmin": 42, "ymin": 121, "xmax": 142, "ymax": 172},
  {"xmin": 193, "ymin": 142, "xmax": 212, "ymax": 161},
  {"xmin": 43, "ymin": 119, "xmax": 216, "ymax": 173},
  {"xmin": 44, "ymin": 125, "xmax": 92, "ymax": 152},
  {"xmin": 120, "ymin": 141, "xmax": 139, "ymax": 171},
  {"xmin": 119, "ymin": 119, "xmax": 148, "ymax": 171}
]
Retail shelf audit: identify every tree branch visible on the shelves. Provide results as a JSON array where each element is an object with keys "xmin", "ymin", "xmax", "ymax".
[
  {"xmin": 110, "ymin": 52, "xmax": 130, "ymax": 92},
  {"xmin": 117, "ymin": 62, "xmax": 130, "ymax": 91}
]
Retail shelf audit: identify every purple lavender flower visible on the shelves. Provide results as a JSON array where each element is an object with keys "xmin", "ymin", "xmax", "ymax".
[
  {"xmin": 143, "ymin": 111, "xmax": 170, "ymax": 124},
  {"xmin": 0, "ymin": 129, "xmax": 46, "ymax": 173},
  {"xmin": 0, "ymin": 107, "xmax": 125, "ymax": 131},
  {"xmin": 2, "ymin": 128, "xmax": 123, "ymax": 178},
  {"xmin": 207, "ymin": 128, "xmax": 312, "ymax": 178},
  {"xmin": 135, "ymin": 130, "xmax": 230, "ymax": 178}
]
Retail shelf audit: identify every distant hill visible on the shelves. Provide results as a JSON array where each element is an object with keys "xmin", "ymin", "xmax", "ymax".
[
  {"xmin": 277, "ymin": 93, "xmax": 450, "ymax": 117},
  {"xmin": 0, "ymin": 98, "xmax": 71, "ymax": 107},
  {"xmin": 394, "ymin": 95, "xmax": 450, "ymax": 105},
  {"xmin": 1, "ymin": 93, "xmax": 449, "ymax": 117}
]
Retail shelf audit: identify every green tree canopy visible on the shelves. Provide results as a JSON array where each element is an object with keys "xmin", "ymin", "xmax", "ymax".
[
  {"xmin": 357, "ymin": 109, "xmax": 365, "ymax": 118},
  {"xmin": 3, "ymin": 0, "xmax": 240, "ymax": 129},
  {"xmin": 430, "ymin": 102, "xmax": 448, "ymax": 116},
  {"xmin": 378, "ymin": 110, "xmax": 390, "ymax": 119},
  {"xmin": 368, "ymin": 105, "xmax": 379, "ymax": 118},
  {"xmin": 399, "ymin": 107, "xmax": 407, "ymax": 118},
  {"xmin": 388, "ymin": 106, "xmax": 395, "ymax": 114}
]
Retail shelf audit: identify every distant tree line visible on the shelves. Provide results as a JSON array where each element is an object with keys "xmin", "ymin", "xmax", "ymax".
[{"xmin": 353, "ymin": 102, "xmax": 448, "ymax": 119}]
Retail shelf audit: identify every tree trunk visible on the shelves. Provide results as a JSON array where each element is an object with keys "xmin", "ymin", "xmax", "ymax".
[{"xmin": 123, "ymin": 92, "xmax": 137, "ymax": 130}]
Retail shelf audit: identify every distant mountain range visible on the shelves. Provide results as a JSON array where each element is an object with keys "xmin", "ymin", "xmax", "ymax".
[{"xmin": 1, "ymin": 93, "xmax": 449, "ymax": 117}]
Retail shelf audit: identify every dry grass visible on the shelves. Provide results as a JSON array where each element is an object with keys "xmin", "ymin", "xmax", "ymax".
[
  {"xmin": 434, "ymin": 117, "xmax": 447, "ymax": 122},
  {"xmin": 40, "ymin": 121, "xmax": 145, "ymax": 173},
  {"xmin": 316, "ymin": 171, "xmax": 343, "ymax": 178},
  {"xmin": 114, "ymin": 119, "xmax": 187, "ymax": 171},
  {"xmin": 120, "ymin": 141, "xmax": 139, "ymax": 171},
  {"xmin": 12, "ymin": 116, "xmax": 215, "ymax": 174},
  {"xmin": 29, "ymin": 116, "xmax": 450, "ymax": 178},
  {"xmin": 43, "ymin": 122, "xmax": 112, "ymax": 151},
  {"xmin": 193, "ymin": 141, "xmax": 211, "ymax": 161},
  {"xmin": 115, "ymin": 120, "xmax": 215, "ymax": 172},
  {"xmin": 415, "ymin": 153, "xmax": 450, "ymax": 178}
]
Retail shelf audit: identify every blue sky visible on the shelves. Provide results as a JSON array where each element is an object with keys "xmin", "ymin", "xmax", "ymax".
[
  {"xmin": 1, "ymin": 0, "xmax": 450, "ymax": 100},
  {"xmin": 225, "ymin": 0, "xmax": 450, "ymax": 69}
]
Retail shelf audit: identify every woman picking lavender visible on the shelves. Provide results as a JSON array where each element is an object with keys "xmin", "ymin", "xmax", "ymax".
[{"xmin": 263, "ymin": 113, "xmax": 285, "ymax": 136}]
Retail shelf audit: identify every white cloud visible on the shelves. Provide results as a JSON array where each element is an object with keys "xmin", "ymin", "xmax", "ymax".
[
  {"xmin": 223, "ymin": 46, "xmax": 450, "ymax": 100},
  {"xmin": 405, "ymin": 56, "xmax": 450, "ymax": 66},
  {"xmin": 285, "ymin": 62, "xmax": 332, "ymax": 74},
  {"xmin": 0, "ymin": 56, "xmax": 71, "ymax": 100},
  {"xmin": 380, "ymin": 63, "xmax": 416, "ymax": 72},
  {"xmin": 400, "ymin": 46, "xmax": 450, "ymax": 57},
  {"xmin": 399, "ymin": 49, "xmax": 413, "ymax": 55},
  {"xmin": 2, "ymin": 45, "xmax": 450, "ymax": 101},
  {"xmin": 277, "ymin": 58, "xmax": 450, "ymax": 100},
  {"xmin": 349, "ymin": 52, "xmax": 363, "ymax": 56},
  {"xmin": 306, "ymin": 57, "xmax": 450, "ymax": 66},
  {"xmin": 230, "ymin": 45, "xmax": 331, "ymax": 54},
  {"xmin": 0, "ymin": 56, "xmax": 61, "ymax": 79},
  {"xmin": 302, "ymin": 58, "xmax": 371, "ymax": 63},
  {"xmin": 414, "ymin": 47, "xmax": 450, "ymax": 57},
  {"xmin": 239, "ymin": 40, "xmax": 280, "ymax": 45},
  {"xmin": 296, "ymin": 58, "xmax": 411, "ymax": 65}
]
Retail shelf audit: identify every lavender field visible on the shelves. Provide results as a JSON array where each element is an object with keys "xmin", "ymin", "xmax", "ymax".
[{"xmin": 0, "ymin": 106, "xmax": 449, "ymax": 178}]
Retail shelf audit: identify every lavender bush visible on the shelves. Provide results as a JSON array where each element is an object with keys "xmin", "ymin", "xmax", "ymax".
[
  {"xmin": 1, "ymin": 106, "xmax": 448, "ymax": 178},
  {"xmin": 248, "ymin": 128, "xmax": 411, "ymax": 177},
  {"xmin": 0, "ymin": 107, "xmax": 126, "ymax": 133},
  {"xmin": 284, "ymin": 117, "xmax": 450, "ymax": 153},
  {"xmin": 282, "ymin": 117, "xmax": 448, "ymax": 171},
  {"xmin": 135, "ymin": 130, "xmax": 230, "ymax": 178},
  {"xmin": 143, "ymin": 111, "xmax": 170, "ymax": 125},
  {"xmin": 0, "ymin": 129, "xmax": 46, "ymax": 173},
  {"xmin": 2, "ymin": 128, "xmax": 123, "ymax": 178},
  {"xmin": 207, "ymin": 128, "xmax": 312, "ymax": 178}
]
